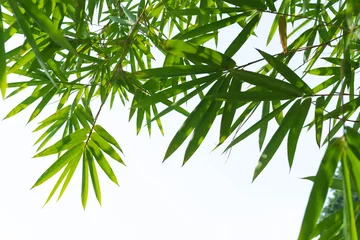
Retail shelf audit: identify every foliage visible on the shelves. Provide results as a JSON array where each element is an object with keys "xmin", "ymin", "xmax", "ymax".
[{"xmin": 1, "ymin": 0, "xmax": 360, "ymax": 238}]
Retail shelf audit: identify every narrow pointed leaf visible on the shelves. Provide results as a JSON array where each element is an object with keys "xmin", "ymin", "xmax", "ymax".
[
  {"xmin": 94, "ymin": 125, "xmax": 123, "ymax": 153},
  {"xmin": 86, "ymin": 149, "xmax": 101, "ymax": 205},
  {"xmin": 315, "ymin": 96, "xmax": 325, "ymax": 147},
  {"xmin": 88, "ymin": 141, "xmax": 119, "ymax": 185},
  {"xmin": 230, "ymin": 69, "xmax": 304, "ymax": 96},
  {"xmin": 31, "ymin": 143, "xmax": 84, "ymax": 188},
  {"xmin": 253, "ymin": 100, "xmax": 301, "ymax": 180},
  {"xmin": 225, "ymin": 13, "xmax": 260, "ymax": 57},
  {"xmin": 287, "ymin": 98, "xmax": 311, "ymax": 168},
  {"xmin": 34, "ymin": 128, "xmax": 88, "ymax": 157},
  {"xmin": 91, "ymin": 132, "xmax": 124, "ymax": 165},
  {"xmin": 162, "ymin": 40, "xmax": 236, "ymax": 69},
  {"xmin": 298, "ymin": 138, "xmax": 344, "ymax": 240},
  {"xmin": 257, "ymin": 49, "xmax": 313, "ymax": 95}
]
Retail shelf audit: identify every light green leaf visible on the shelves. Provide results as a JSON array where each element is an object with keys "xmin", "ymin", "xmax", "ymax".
[
  {"xmin": 94, "ymin": 125, "xmax": 123, "ymax": 153},
  {"xmin": 298, "ymin": 138, "xmax": 344, "ymax": 240},
  {"xmin": 81, "ymin": 152, "xmax": 89, "ymax": 209},
  {"xmin": 34, "ymin": 128, "xmax": 88, "ymax": 157},
  {"xmin": 88, "ymin": 141, "xmax": 119, "ymax": 185},
  {"xmin": 16, "ymin": 0, "xmax": 76, "ymax": 54},
  {"xmin": 86, "ymin": 149, "xmax": 101, "ymax": 205},
  {"xmin": 174, "ymin": 13, "xmax": 250, "ymax": 40},
  {"xmin": 162, "ymin": 40, "xmax": 236, "ymax": 69},
  {"xmin": 253, "ymin": 100, "xmax": 301, "ymax": 181},
  {"xmin": 31, "ymin": 143, "xmax": 84, "ymax": 188},
  {"xmin": 91, "ymin": 132, "xmax": 125, "ymax": 165},
  {"xmin": 133, "ymin": 65, "xmax": 221, "ymax": 79}
]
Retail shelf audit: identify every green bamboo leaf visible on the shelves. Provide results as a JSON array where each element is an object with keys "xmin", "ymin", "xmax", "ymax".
[
  {"xmin": 0, "ymin": 8, "xmax": 7, "ymax": 98},
  {"xmin": 253, "ymin": 100, "xmax": 301, "ymax": 181},
  {"xmin": 287, "ymin": 98, "xmax": 311, "ymax": 168},
  {"xmin": 149, "ymin": 79, "xmax": 214, "ymax": 124},
  {"xmin": 257, "ymin": 49, "xmax": 313, "ymax": 95},
  {"xmin": 81, "ymin": 152, "xmax": 89, "ymax": 209},
  {"xmin": 184, "ymin": 76, "xmax": 230, "ymax": 163},
  {"xmin": 134, "ymin": 74, "xmax": 220, "ymax": 108},
  {"xmin": 169, "ymin": 8, "xmax": 248, "ymax": 16},
  {"xmin": 133, "ymin": 65, "xmax": 221, "ymax": 79},
  {"xmin": 312, "ymin": 75, "xmax": 339, "ymax": 94},
  {"xmin": 298, "ymin": 138, "xmax": 344, "ymax": 240},
  {"xmin": 225, "ymin": 100, "xmax": 292, "ymax": 151},
  {"xmin": 219, "ymin": 76, "xmax": 242, "ymax": 144},
  {"xmin": 31, "ymin": 143, "xmax": 84, "ymax": 188},
  {"xmin": 211, "ymin": 91, "xmax": 296, "ymax": 101},
  {"xmin": 57, "ymin": 153, "xmax": 81, "ymax": 201},
  {"xmin": 315, "ymin": 96, "xmax": 325, "ymax": 147},
  {"xmin": 88, "ymin": 141, "xmax": 119, "ymax": 185},
  {"xmin": 323, "ymin": 97, "xmax": 360, "ymax": 121},
  {"xmin": 225, "ymin": 13, "xmax": 260, "ymax": 57},
  {"xmin": 164, "ymin": 79, "xmax": 224, "ymax": 161},
  {"xmin": 34, "ymin": 128, "xmax": 88, "ymax": 157},
  {"xmin": 94, "ymin": 125, "xmax": 123, "ymax": 153},
  {"xmin": 174, "ymin": 13, "xmax": 250, "ymax": 40},
  {"xmin": 91, "ymin": 132, "xmax": 125, "ymax": 165},
  {"xmin": 223, "ymin": 0, "xmax": 267, "ymax": 10},
  {"xmin": 308, "ymin": 67, "xmax": 341, "ymax": 76},
  {"xmin": 162, "ymin": 40, "xmax": 236, "ymax": 69},
  {"xmin": 259, "ymin": 101, "xmax": 269, "ymax": 150},
  {"xmin": 34, "ymin": 106, "xmax": 71, "ymax": 132},
  {"xmin": 4, "ymin": 85, "xmax": 53, "ymax": 119},
  {"xmin": 303, "ymin": 176, "xmax": 357, "ymax": 192},
  {"xmin": 86, "ymin": 149, "xmax": 101, "ymax": 205},
  {"xmin": 230, "ymin": 69, "xmax": 304, "ymax": 96},
  {"xmin": 28, "ymin": 87, "xmax": 57, "ymax": 123},
  {"xmin": 341, "ymin": 152, "xmax": 358, "ymax": 239},
  {"xmin": 16, "ymin": 0, "xmax": 76, "ymax": 54},
  {"xmin": 42, "ymin": 162, "xmax": 73, "ymax": 207},
  {"xmin": 7, "ymin": 0, "xmax": 58, "ymax": 87}
]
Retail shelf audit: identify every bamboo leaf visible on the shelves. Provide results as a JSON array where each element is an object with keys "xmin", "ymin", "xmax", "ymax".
[
  {"xmin": 225, "ymin": 13, "xmax": 260, "ymax": 57},
  {"xmin": 16, "ymin": 0, "xmax": 76, "ymax": 54},
  {"xmin": 279, "ymin": 15, "xmax": 287, "ymax": 54},
  {"xmin": 230, "ymin": 69, "xmax": 304, "ymax": 96},
  {"xmin": 91, "ymin": 132, "xmax": 125, "ymax": 165},
  {"xmin": 257, "ymin": 49, "xmax": 313, "ymax": 95},
  {"xmin": 183, "ymin": 76, "xmax": 230, "ymax": 163},
  {"xmin": 225, "ymin": 100, "xmax": 292, "ymax": 151},
  {"xmin": 164, "ymin": 79, "xmax": 224, "ymax": 161},
  {"xmin": 34, "ymin": 128, "xmax": 88, "ymax": 157},
  {"xmin": 94, "ymin": 125, "xmax": 123, "ymax": 153},
  {"xmin": 133, "ymin": 65, "xmax": 221, "ymax": 79},
  {"xmin": 81, "ymin": 152, "xmax": 89, "ymax": 209},
  {"xmin": 162, "ymin": 40, "xmax": 236, "ymax": 69},
  {"xmin": 86, "ymin": 149, "xmax": 101, "ymax": 205},
  {"xmin": 7, "ymin": 0, "xmax": 58, "ymax": 87},
  {"xmin": 315, "ymin": 96, "xmax": 325, "ymax": 147},
  {"xmin": 298, "ymin": 138, "xmax": 344, "ymax": 240},
  {"xmin": 287, "ymin": 98, "xmax": 311, "ymax": 168},
  {"xmin": 253, "ymin": 100, "xmax": 301, "ymax": 181},
  {"xmin": 88, "ymin": 141, "xmax": 119, "ymax": 185},
  {"xmin": 31, "ymin": 143, "xmax": 84, "ymax": 188}
]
